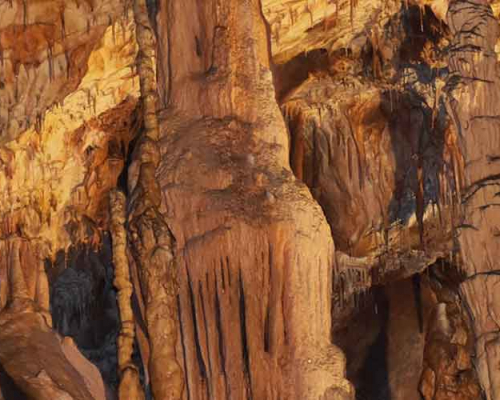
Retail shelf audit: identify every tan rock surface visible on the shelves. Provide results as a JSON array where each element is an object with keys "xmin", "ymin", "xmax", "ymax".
[{"xmin": 0, "ymin": 0, "xmax": 499, "ymax": 399}]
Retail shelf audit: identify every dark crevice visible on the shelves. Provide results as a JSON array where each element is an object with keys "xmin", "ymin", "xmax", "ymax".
[
  {"xmin": 199, "ymin": 279, "xmax": 214, "ymax": 399},
  {"xmin": 353, "ymin": 287, "xmax": 391, "ymax": 400},
  {"xmin": 265, "ymin": 242, "xmax": 273, "ymax": 353},
  {"xmin": 0, "ymin": 363, "xmax": 28, "ymax": 400},
  {"xmin": 456, "ymin": 223, "xmax": 479, "ymax": 231},
  {"xmin": 238, "ymin": 269, "xmax": 253, "ymax": 400},
  {"xmin": 177, "ymin": 295, "xmax": 192, "ymax": 400},
  {"xmin": 48, "ymin": 238, "xmax": 120, "ymax": 391},
  {"xmin": 117, "ymin": 102, "xmax": 142, "ymax": 195},
  {"xmin": 214, "ymin": 275, "xmax": 230, "ymax": 399},
  {"xmin": 412, "ymin": 274, "xmax": 423, "ymax": 333},
  {"xmin": 461, "ymin": 176, "xmax": 500, "ymax": 204},
  {"xmin": 464, "ymin": 270, "xmax": 500, "ymax": 281},
  {"xmin": 186, "ymin": 267, "xmax": 208, "ymax": 382},
  {"xmin": 268, "ymin": 242, "xmax": 273, "ymax": 287},
  {"xmin": 282, "ymin": 277, "xmax": 288, "ymax": 346},
  {"xmin": 220, "ymin": 258, "xmax": 226, "ymax": 291},
  {"xmin": 264, "ymin": 303, "xmax": 271, "ymax": 353},
  {"xmin": 226, "ymin": 256, "xmax": 232, "ymax": 287},
  {"xmin": 478, "ymin": 203, "xmax": 500, "ymax": 210}
]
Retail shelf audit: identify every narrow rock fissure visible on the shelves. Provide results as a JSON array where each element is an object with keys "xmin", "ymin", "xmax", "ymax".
[
  {"xmin": 178, "ymin": 295, "xmax": 192, "ymax": 400},
  {"xmin": 239, "ymin": 268, "xmax": 254, "ymax": 399}
]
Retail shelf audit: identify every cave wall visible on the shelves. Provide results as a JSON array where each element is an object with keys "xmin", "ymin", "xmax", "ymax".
[
  {"xmin": 446, "ymin": 1, "xmax": 500, "ymax": 399},
  {"xmin": 0, "ymin": 0, "xmax": 499, "ymax": 399}
]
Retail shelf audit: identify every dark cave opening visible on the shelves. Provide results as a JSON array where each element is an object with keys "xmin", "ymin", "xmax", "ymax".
[
  {"xmin": 45, "ymin": 234, "xmax": 150, "ymax": 399},
  {"xmin": 47, "ymin": 236, "xmax": 120, "ymax": 391},
  {"xmin": 354, "ymin": 287, "xmax": 391, "ymax": 400},
  {"xmin": 334, "ymin": 278, "xmax": 431, "ymax": 400}
]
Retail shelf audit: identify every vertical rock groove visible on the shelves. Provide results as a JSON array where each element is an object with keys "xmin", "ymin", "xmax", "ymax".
[{"xmin": 128, "ymin": 0, "xmax": 184, "ymax": 399}]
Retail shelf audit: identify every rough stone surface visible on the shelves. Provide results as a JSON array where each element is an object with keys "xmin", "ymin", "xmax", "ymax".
[{"xmin": 0, "ymin": 0, "xmax": 499, "ymax": 399}]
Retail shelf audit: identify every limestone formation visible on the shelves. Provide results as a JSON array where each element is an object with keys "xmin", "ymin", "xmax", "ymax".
[
  {"xmin": 109, "ymin": 189, "xmax": 144, "ymax": 400},
  {"xmin": 128, "ymin": 0, "xmax": 184, "ymax": 399},
  {"xmin": 445, "ymin": 1, "xmax": 500, "ymax": 398},
  {"xmin": 0, "ymin": 0, "xmax": 499, "ymax": 399}
]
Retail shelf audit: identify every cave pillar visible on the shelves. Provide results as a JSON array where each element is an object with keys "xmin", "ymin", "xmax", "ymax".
[
  {"xmin": 128, "ymin": 0, "xmax": 185, "ymax": 399},
  {"xmin": 109, "ymin": 189, "xmax": 144, "ymax": 400},
  {"xmin": 154, "ymin": 0, "xmax": 354, "ymax": 399},
  {"xmin": 447, "ymin": 1, "xmax": 500, "ymax": 398}
]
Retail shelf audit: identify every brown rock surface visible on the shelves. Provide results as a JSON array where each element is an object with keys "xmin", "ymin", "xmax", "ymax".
[
  {"xmin": 154, "ymin": 0, "xmax": 353, "ymax": 398},
  {"xmin": 0, "ymin": 0, "xmax": 499, "ymax": 399},
  {"xmin": 418, "ymin": 263, "xmax": 482, "ymax": 400},
  {"xmin": 445, "ymin": 1, "xmax": 500, "ymax": 398}
]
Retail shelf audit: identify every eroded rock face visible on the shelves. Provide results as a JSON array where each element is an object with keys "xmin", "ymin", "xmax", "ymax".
[
  {"xmin": 0, "ymin": 3, "xmax": 139, "ymax": 398},
  {"xmin": 0, "ymin": 0, "xmax": 499, "ymax": 399}
]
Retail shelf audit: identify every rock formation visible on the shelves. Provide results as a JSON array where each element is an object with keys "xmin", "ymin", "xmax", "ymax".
[{"xmin": 0, "ymin": 0, "xmax": 499, "ymax": 399}]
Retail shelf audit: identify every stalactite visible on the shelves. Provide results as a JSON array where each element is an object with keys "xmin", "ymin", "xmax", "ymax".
[
  {"xmin": 120, "ymin": 17, "xmax": 127, "ymax": 44},
  {"xmin": 305, "ymin": 2, "xmax": 314, "ymax": 27},
  {"xmin": 128, "ymin": 0, "xmax": 184, "ymax": 398},
  {"xmin": 64, "ymin": 50, "xmax": 70, "ymax": 79},
  {"xmin": 87, "ymin": 88, "xmax": 93, "ymax": 112},
  {"xmin": 109, "ymin": 15, "xmax": 117, "ymax": 45},
  {"xmin": 109, "ymin": 189, "xmax": 145, "ymax": 400},
  {"xmin": 419, "ymin": 4, "xmax": 424, "ymax": 33},
  {"xmin": 7, "ymin": 240, "xmax": 30, "ymax": 307},
  {"xmin": 416, "ymin": 159, "xmax": 425, "ymax": 247}
]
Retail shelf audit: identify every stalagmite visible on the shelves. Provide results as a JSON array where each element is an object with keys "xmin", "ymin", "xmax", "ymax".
[
  {"xmin": 153, "ymin": 0, "xmax": 357, "ymax": 398},
  {"xmin": 35, "ymin": 260, "xmax": 52, "ymax": 327},
  {"xmin": 7, "ymin": 240, "xmax": 30, "ymax": 307},
  {"xmin": 128, "ymin": 0, "xmax": 184, "ymax": 399},
  {"xmin": 109, "ymin": 189, "xmax": 144, "ymax": 400}
]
